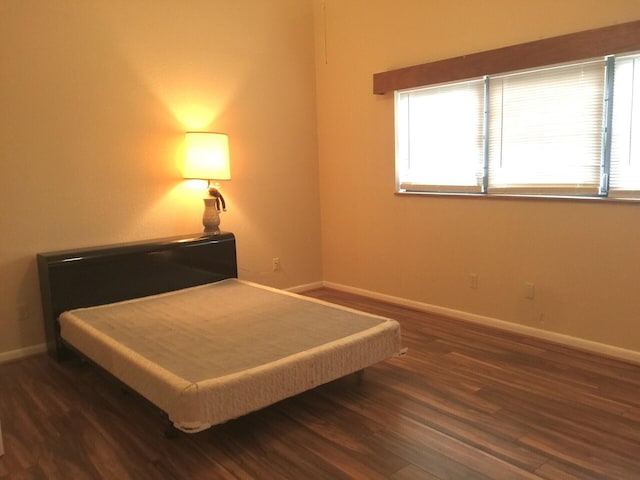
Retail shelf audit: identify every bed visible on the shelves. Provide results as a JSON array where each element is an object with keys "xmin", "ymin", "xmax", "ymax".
[{"xmin": 37, "ymin": 232, "xmax": 402, "ymax": 433}]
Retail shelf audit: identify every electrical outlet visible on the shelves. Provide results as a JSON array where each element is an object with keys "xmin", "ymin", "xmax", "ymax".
[
  {"xmin": 469, "ymin": 273, "xmax": 478, "ymax": 289},
  {"xmin": 525, "ymin": 282, "xmax": 535, "ymax": 299},
  {"xmin": 272, "ymin": 257, "xmax": 281, "ymax": 271}
]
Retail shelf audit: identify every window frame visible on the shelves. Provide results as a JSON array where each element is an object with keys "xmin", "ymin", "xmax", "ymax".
[
  {"xmin": 375, "ymin": 20, "xmax": 640, "ymax": 202},
  {"xmin": 395, "ymin": 77, "xmax": 487, "ymax": 194}
]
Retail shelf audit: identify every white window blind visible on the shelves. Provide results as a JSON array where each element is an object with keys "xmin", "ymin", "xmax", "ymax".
[
  {"xmin": 610, "ymin": 54, "xmax": 640, "ymax": 197},
  {"xmin": 396, "ymin": 79, "xmax": 485, "ymax": 193},
  {"xmin": 488, "ymin": 61, "xmax": 606, "ymax": 195}
]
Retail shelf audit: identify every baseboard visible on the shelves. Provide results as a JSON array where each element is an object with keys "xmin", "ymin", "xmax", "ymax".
[
  {"xmin": 287, "ymin": 281, "xmax": 324, "ymax": 293},
  {"xmin": 323, "ymin": 281, "xmax": 640, "ymax": 366},
  {"xmin": 0, "ymin": 343, "xmax": 47, "ymax": 365},
  {"xmin": 4, "ymin": 283, "xmax": 638, "ymax": 366}
]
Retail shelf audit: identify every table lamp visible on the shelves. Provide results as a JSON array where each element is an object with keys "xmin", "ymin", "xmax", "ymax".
[{"xmin": 183, "ymin": 132, "xmax": 231, "ymax": 234}]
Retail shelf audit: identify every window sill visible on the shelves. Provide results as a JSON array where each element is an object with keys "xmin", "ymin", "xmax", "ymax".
[{"xmin": 395, "ymin": 190, "xmax": 640, "ymax": 204}]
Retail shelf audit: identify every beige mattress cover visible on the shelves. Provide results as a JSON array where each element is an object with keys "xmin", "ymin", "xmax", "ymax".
[{"xmin": 59, "ymin": 279, "xmax": 402, "ymax": 432}]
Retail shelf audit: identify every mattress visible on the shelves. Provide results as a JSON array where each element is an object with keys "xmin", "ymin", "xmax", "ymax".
[{"xmin": 59, "ymin": 279, "xmax": 402, "ymax": 432}]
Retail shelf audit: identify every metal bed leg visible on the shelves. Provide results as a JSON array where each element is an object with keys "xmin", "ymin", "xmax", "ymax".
[{"xmin": 164, "ymin": 424, "xmax": 180, "ymax": 439}]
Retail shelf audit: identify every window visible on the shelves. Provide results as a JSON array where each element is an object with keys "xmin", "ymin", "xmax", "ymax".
[
  {"xmin": 396, "ymin": 79, "xmax": 485, "ymax": 193},
  {"xmin": 395, "ymin": 53, "xmax": 640, "ymax": 199},
  {"xmin": 610, "ymin": 54, "xmax": 640, "ymax": 197}
]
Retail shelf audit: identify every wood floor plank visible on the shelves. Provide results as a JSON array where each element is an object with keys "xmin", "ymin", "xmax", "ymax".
[
  {"xmin": 390, "ymin": 463, "xmax": 441, "ymax": 480},
  {"xmin": 1, "ymin": 287, "xmax": 639, "ymax": 479},
  {"xmin": 534, "ymin": 459, "xmax": 607, "ymax": 480}
]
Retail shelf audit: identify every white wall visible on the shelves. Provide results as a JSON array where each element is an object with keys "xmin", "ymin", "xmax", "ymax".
[
  {"xmin": 314, "ymin": 0, "xmax": 640, "ymax": 354},
  {"xmin": 0, "ymin": 0, "xmax": 322, "ymax": 357}
]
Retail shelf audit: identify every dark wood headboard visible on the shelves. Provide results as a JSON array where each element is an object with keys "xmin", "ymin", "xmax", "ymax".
[{"xmin": 37, "ymin": 232, "xmax": 237, "ymax": 360}]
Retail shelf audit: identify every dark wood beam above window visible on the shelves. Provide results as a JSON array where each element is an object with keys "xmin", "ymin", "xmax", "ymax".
[{"xmin": 373, "ymin": 19, "xmax": 640, "ymax": 95}]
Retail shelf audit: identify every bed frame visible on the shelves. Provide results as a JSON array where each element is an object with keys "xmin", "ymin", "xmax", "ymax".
[
  {"xmin": 37, "ymin": 232, "xmax": 403, "ymax": 435},
  {"xmin": 37, "ymin": 232, "xmax": 237, "ymax": 361}
]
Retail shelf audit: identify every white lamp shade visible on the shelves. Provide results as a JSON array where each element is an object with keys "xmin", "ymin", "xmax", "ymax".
[{"xmin": 183, "ymin": 132, "xmax": 231, "ymax": 180}]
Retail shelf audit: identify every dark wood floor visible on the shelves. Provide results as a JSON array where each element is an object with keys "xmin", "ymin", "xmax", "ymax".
[{"xmin": 1, "ymin": 288, "xmax": 639, "ymax": 479}]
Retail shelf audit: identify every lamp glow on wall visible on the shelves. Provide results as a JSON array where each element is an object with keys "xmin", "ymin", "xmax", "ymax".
[{"xmin": 183, "ymin": 132, "xmax": 231, "ymax": 234}]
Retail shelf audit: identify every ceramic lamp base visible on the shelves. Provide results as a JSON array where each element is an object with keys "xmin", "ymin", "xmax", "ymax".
[{"xmin": 202, "ymin": 197, "xmax": 221, "ymax": 233}]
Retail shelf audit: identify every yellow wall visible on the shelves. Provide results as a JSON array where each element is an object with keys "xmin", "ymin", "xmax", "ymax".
[
  {"xmin": 3, "ymin": 0, "xmax": 640, "ymax": 359},
  {"xmin": 0, "ymin": 0, "xmax": 321, "ymax": 356},
  {"xmin": 314, "ymin": 0, "xmax": 640, "ymax": 353}
]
